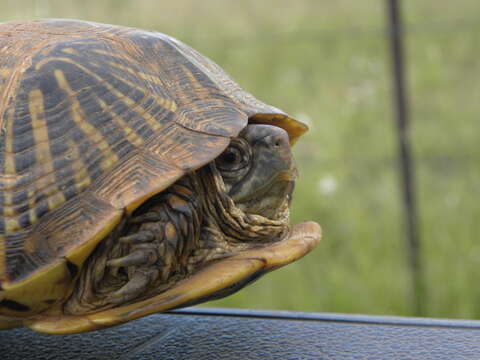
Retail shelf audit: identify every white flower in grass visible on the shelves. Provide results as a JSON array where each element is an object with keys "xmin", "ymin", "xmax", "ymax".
[
  {"xmin": 444, "ymin": 193, "xmax": 460, "ymax": 208},
  {"xmin": 317, "ymin": 175, "xmax": 337, "ymax": 196}
]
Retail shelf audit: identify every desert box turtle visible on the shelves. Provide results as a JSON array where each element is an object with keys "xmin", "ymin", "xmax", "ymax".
[{"xmin": 0, "ymin": 19, "xmax": 321, "ymax": 334}]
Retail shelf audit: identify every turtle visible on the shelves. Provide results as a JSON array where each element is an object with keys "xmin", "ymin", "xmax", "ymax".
[{"xmin": 0, "ymin": 19, "xmax": 321, "ymax": 334}]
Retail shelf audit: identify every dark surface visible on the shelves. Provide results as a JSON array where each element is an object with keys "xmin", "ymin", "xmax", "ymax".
[{"xmin": 2, "ymin": 307, "xmax": 480, "ymax": 359}]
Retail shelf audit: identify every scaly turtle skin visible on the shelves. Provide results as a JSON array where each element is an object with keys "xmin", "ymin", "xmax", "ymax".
[{"xmin": 0, "ymin": 19, "xmax": 321, "ymax": 334}]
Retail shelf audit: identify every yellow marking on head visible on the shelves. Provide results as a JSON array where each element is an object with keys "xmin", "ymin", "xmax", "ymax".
[
  {"xmin": 29, "ymin": 89, "xmax": 66, "ymax": 212},
  {"xmin": 54, "ymin": 69, "xmax": 118, "ymax": 172}
]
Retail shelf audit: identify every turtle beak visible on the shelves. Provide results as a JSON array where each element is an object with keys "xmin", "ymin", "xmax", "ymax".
[{"xmin": 27, "ymin": 222, "xmax": 321, "ymax": 334}]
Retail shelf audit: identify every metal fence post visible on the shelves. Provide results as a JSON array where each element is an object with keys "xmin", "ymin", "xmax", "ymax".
[{"xmin": 385, "ymin": 0, "xmax": 425, "ymax": 316}]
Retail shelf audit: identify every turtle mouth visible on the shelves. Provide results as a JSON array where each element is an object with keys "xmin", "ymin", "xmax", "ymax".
[
  {"xmin": 233, "ymin": 167, "xmax": 297, "ymax": 204},
  {"xmin": 29, "ymin": 221, "xmax": 320, "ymax": 334},
  {"xmin": 236, "ymin": 175, "xmax": 296, "ymax": 220}
]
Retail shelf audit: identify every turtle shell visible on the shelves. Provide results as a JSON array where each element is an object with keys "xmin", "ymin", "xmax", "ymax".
[{"xmin": 0, "ymin": 19, "xmax": 308, "ymax": 316}]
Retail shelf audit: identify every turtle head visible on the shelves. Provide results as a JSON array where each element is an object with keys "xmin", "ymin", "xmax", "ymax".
[{"xmin": 216, "ymin": 124, "xmax": 297, "ymax": 219}]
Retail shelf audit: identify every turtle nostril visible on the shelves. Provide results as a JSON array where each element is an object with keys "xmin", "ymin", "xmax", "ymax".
[
  {"xmin": 244, "ymin": 124, "xmax": 290, "ymax": 149},
  {"xmin": 263, "ymin": 135, "xmax": 285, "ymax": 148},
  {"xmin": 271, "ymin": 131, "xmax": 289, "ymax": 149}
]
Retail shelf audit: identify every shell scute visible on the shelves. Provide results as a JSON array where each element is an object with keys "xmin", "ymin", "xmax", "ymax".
[
  {"xmin": 145, "ymin": 123, "xmax": 230, "ymax": 171},
  {"xmin": 4, "ymin": 193, "xmax": 118, "ymax": 282},
  {"xmin": 92, "ymin": 150, "xmax": 184, "ymax": 212}
]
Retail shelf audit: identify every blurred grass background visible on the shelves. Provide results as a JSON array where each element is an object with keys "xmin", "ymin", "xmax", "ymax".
[{"xmin": 2, "ymin": 0, "xmax": 480, "ymax": 319}]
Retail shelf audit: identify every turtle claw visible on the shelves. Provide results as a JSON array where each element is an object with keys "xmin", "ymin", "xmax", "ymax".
[
  {"xmin": 109, "ymin": 271, "xmax": 150, "ymax": 303},
  {"xmin": 107, "ymin": 249, "xmax": 155, "ymax": 268},
  {"xmin": 130, "ymin": 212, "xmax": 162, "ymax": 223},
  {"xmin": 119, "ymin": 230, "xmax": 155, "ymax": 244}
]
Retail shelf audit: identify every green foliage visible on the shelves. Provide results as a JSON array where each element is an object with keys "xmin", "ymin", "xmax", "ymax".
[{"xmin": 2, "ymin": 0, "xmax": 479, "ymax": 318}]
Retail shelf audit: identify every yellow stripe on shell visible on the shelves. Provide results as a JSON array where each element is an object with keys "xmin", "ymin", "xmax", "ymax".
[
  {"xmin": 2, "ymin": 108, "xmax": 20, "ymax": 232},
  {"xmin": 36, "ymin": 56, "xmax": 176, "ymax": 134},
  {"xmin": 54, "ymin": 69, "xmax": 119, "ymax": 172},
  {"xmin": 102, "ymin": 58, "xmax": 165, "ymax": 87},
  {"xmin": 0, "ymin": 235, "xmax": 5, "ymax": 283},
  {"xmin": 93, "ymin": 94, "xmax": 144, "ymax": 147},
  {"xmin": 27, "ymin": 189, "xmax": 38, "ymax": 225},
  {"xmin": 66, "ymin": 138, "xmax": 92, "ymax": 192},
  {"xmin": 181, "ymin": 63, "xmax": 203, "ymax": 89},
  {"xmin": 60, "ymin": 48, "xmax": 80, "ymax": 56},
  {"xmin": 4, "ymin": 219, "xmax": 20, "ymax": 233},
  {"xmin": 29, "ymin": 89, "xmax": 66, "ymax": 213},
  {"xmin": 3, "ymin": 108, "xmax": 15, "ymax": 175},
  {"xmin": 102, "ymin": 70, "xmax": 177, "ymax": 128}
]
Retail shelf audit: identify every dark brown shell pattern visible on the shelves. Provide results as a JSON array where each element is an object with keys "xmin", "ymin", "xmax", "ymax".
[{"xmin": 0, "ymin": 19, "xmax": 297, "ymax": 287}]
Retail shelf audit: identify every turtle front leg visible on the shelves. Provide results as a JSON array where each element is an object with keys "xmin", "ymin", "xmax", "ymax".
[
  {"xmin": 107, "ymin": 231, "xmax": 158, "ymax": 268},
  {"xmin": 106, "ymin": 230, "xmax": 160, "ymax": 304},
  {"xmin": 105, "ymin": 221, "xmax": 175, "ymax": 304},
  {"xmin": 104, "ymin": 194, "xmax": 200, "ymax": 305},
  {"xmin": 65, "ymin": 181, "xmax": 202, "ymax": 314}
]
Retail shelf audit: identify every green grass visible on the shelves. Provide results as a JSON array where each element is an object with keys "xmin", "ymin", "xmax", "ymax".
[{"xmin": 2, "ymin": 0, "xmax": 480, "ymax": 318}]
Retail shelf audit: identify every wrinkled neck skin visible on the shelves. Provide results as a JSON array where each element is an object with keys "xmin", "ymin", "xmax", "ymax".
[{"xmin": 65, "ymin": 164, "xmax": 289, "ymax": 315}]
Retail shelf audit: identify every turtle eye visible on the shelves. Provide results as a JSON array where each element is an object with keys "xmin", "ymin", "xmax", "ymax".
[{"xmin": 216, "ymin": 139, "xmax": 250, "ymax": 174}]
